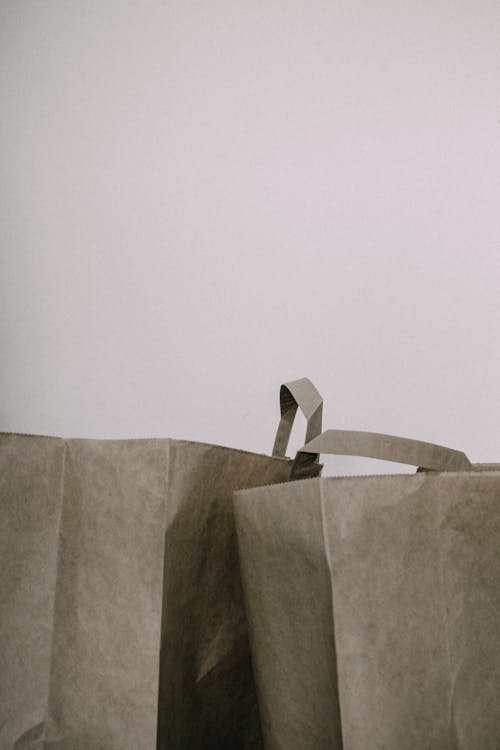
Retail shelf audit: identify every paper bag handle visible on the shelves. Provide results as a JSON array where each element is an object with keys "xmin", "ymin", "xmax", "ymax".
[
  {"xmin": 291, "ymin": 429, "xmax": 473, "ymax": 479},
  {"xmin": 272, "ymin": 378, "xmax": 323, "ymax": 458}
]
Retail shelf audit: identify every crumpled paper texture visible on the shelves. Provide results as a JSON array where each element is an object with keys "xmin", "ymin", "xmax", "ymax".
[
  {"xmin": 235, "ymin": 468, "xmax": 500, "ymax": 750},
  {"xmin": 0, "ymin": 434, "xmax": 290, "ymax": 750}
]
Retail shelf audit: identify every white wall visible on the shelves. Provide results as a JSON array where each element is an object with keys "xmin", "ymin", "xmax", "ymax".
[{"xmin": 1, "ymin": 1, "xmax": 499, "ymax": 473}]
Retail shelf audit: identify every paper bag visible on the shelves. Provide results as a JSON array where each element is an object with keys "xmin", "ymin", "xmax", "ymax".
[
  {"xmin": 235, "ymin": 430, "xmax": 500, "ymax": 750},
  {"xmin": 0, "ymin": 378, "xmax": 322, "ymax": 750}
]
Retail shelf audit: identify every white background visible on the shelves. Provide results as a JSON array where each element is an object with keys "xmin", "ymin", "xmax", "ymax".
[{"xmin": 1, "ymin": 1, "xmax": 499, "ymax": 474}]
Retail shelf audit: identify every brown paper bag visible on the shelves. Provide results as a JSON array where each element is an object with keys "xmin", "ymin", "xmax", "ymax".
[
  {"xmin": 0, "ymin": 378, "xmax": 322, "ymax": 750},
  {"xmin": 234, "ymin": 430, "xmax": 500, "ymax": 750}
]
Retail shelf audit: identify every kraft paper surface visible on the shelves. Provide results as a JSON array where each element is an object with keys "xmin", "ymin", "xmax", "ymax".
[
  {"xmin": 0, "ymin": 434, "xmax": 291, "ymax": 750},
  {"xmin": 235, "ymin": 468, "xmax": 500, "ymax": 750}
]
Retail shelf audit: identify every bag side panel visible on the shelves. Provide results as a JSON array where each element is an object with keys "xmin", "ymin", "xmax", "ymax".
[
  {"xmin": 45, "ymin": 439, "xmax": 169, "ymax": 750},
  {"xmin": 157, "ymin": 443, "xmax": 291, "ymax": 750},
  {"xmin": 439, "ymin": 472, "xmax": 500, "ymax": 750},
  {"xmin": 0, "ymin": 435, "xmax": 66, "ymax": 750},
  {"xmin": 234, "ymin": 480, "xmax": 343, "ymax": 750},
  {"xmin": 235, "ymin": 470, "xmax": 500, "ymax": 750},
  {"xmin": 322, "ymin": 473, "xmax": 456, "ymax": 750}
]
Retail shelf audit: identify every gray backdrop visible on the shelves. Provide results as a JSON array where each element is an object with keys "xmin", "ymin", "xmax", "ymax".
[{"xmin": 1, "ymin": 0, "xmax": 499, "ymax": 474}]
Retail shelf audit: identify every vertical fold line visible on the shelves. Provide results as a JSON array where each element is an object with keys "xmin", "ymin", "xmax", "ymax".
[
  {"xmin": 156, "ymin": 438, "xmax": 172, "ymax": 750},
  {"xmin": 435, "ymin": 480, "xmax": 459, "ymax": 750},
  {"xmin": 42, "ymin": 438, "xmax": 68, "ymax": 748},
  {"xmin": 318, "ymin": 479, "xmax": 344, "ymax": 749}
]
